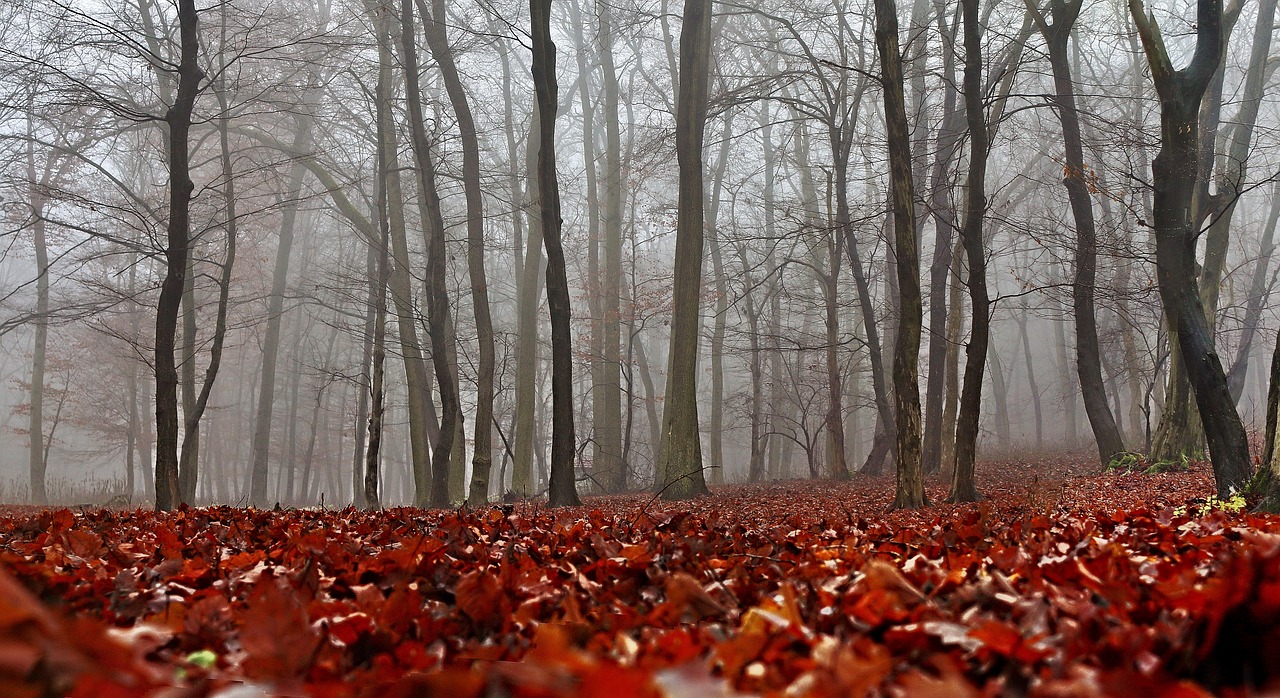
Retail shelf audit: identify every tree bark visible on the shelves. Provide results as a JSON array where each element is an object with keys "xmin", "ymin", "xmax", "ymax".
[
  {"xmin": 178, "ymin": 60, "xmax": 238, "ymax": 505},
  {"xmin": 949, "ymin": 0, "xmax": 990, "ymax": 504},
  {"xmin": 418, "ymin": 0, "xmax": 496, "ymax": 506},
  {"xmin": 154, "ymin": 0, "xmax": 202, "ymax": 512},
  {"xmin": 1227, "ymin": 185, "xmax": 1280, "ymax": 401},
  {"xmin": 922, "ymin": 6, "xmax": 962, "ymax": 474},
  {"xmin": 875, "ymin": 0, "xmax": 927, "ymax": 508},
  {"xmin": 247, "ymin": 119, "xmax": 311, "ymax": 507},
  {"xmin": 656, "ymin": 0, "xmax": 713, "ymax": 501},
  {"xmin": 1130, "ymin": 0, "xmax": 1249, "ymax": 497},
  {"xmin": 598, "ymin": 0, "xmax": 626, "ymax": 492},
  {"xmin": 24, "ymin": 127, "xmax": 49, "ymax": 505},
  {"xmin": 363, "ymin": 0, "xmax": 436, "ymax": 507},
  {"xmin": 708, "ymin": 113, "xmax": 733, "ymax": 487},
  {"xmin": 400, "ymin": 0, "xmax": 460, "ymax": 508},
  {"xmin": 530, "ymin": 0, "xmax": 582, "ymax": 507},
  {"xmin": 1027, "ymin": 0, "xmax": 1125, "ymax": 466}
]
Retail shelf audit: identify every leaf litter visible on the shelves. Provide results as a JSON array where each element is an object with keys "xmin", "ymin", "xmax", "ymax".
[{"xmin": 0, "ymin": 459, "xmax": 1277, "ymax": 696}]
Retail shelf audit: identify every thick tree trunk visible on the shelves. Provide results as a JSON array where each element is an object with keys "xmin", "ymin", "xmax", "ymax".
[
  {"xmin": 656, "ymin": 0, "xmax": 713, "ymax": 501},
  {"xmin": 949, "ymin": 0, "xmax": 990, "ymax": 504},
  {"xmin": 154, "ymin": 0, "xmax": 202, "ymax": 512},
  {"xmin": 530, "ymin": 0, "xmax": 582, "ymax": 507},
  {"xmin": 876, "ymin": 0, "xmax": 926, "ymax": 509},
  {"xmin": 1130, "ymin": 0, "xmax": 1249, "ymax": 498}
]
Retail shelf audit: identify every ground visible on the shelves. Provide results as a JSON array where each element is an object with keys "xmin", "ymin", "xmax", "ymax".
[{"xmin": 1, "ymin": 455, "xmax": 1278, "ymax": 696}]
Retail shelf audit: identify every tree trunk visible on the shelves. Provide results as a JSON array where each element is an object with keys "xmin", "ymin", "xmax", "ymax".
[
  {"xmin": 876, "ymin": 0, "xmax": 927, "ymax": 509},
  {"xmin": 178, "ymin": 63, "xmax": 238, "ymax": 505},
  {"xmin": 530, "ymin": 0, "xmax": 582, "ymax": 507},
  {"xmin": 419, "ymin": 0, "xmax": 495, "ymax": 505},
  {"xmin": 24, "ymin": 131, "xmax": 49, "ymax": 505},
  {"xmin": 708, "ymin": 113, "xmax": 733, "ymax": 487},
  {"xmin": 512, "ymin": 84, "xmax": 544, "ymax": 498},
  {"xmin": 1017, "ymin": 312, "xmax": 1044, "ymax": 448},
  {"xmin": 364, "ymin": 0, "xmax": 437, "ymax": 507},
  {"xmin": 1029, "ymin": 0, "xmax": 1126, "ymax": 466},
  {"xmin": 598, "ymin": 0, "xmax": 626, "ymax": 492},
  {"xmin": 1227, "ymin": 185, "xmax": 1280, "ymax": 401},
  {"xmin": 949, "ymin": 0, "xmax": 990, "ymax": 503},
  {"xmin": 247, "ymin": 120, "xmax": 311, "ymax": 507},
  {"xmin": 922, "ymin": 8, "xmax": 962, "ymax": 475},
  {"xmin": 1130, "ymin": 0, "xmax": 1250, "ymax": 497},
  {"xmin": 1216, "ymin": 0, "xmax": 1280, "ymax": 400},
  {"xmin": 656, "ymin": 0, "xmax": 713, "ymax": 501},
  {"xmin": 154, "ymin": 0, "xmax": 202, "ymax": 512},
  {"xmin": 940, "ymin": 249, "xmax": 965, "ymax": 475},
  {"xmin": 400, "ymin": 0, "xmax": 460, "ymax": 508}
]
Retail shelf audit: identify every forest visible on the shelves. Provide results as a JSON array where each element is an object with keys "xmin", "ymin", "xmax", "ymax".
[{"xmin": 2, "ymin": 0, "xmax": 1280, "ymax": 694}]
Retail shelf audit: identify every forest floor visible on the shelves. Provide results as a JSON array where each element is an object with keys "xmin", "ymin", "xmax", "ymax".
[{"xmin": 1, "ymin": 454, "xmax": 1277, "ymax": 696}]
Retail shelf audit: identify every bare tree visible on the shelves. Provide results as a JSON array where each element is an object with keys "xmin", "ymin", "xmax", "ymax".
[
  {"xmin": 1130, "ymin": 0, "xmax": 1249, "ymax": 498},
  {"xmin": 155, "ymin": 0, "xmax": 204, "ymax": 512},
  {"xmin": 874, "ymin": 0, "xmax": 926, "ymax": 509},
  {"xmin": 656, "ymin": 0, "xmax": 714, "ymax": 500},
  {"xmin": 530, "ymin": 0, "xmax": 581, "ymax": 507}
]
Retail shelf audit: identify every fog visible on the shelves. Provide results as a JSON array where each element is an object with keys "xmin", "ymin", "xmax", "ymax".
[{"xmin": 0, "ymin": 0, "xmax": 1276, "ymax": 507}]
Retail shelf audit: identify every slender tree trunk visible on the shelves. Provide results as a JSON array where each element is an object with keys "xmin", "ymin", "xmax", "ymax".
[
  {"xmin": 179, "ymin": 248, "xmax": 199, "ymax": 501},
  {"xmin": 922, "ymin": 12, "xmax": 962, "ymax": 474},
  {"xmin": 949, "ymin": 0, "xmax": 990, "ymax": 503},
  {"xmin": 25, "ymin": 133, "xmax": 49, "ymax": 505},
  {"xmin": 364, "ymin": 77, "xmax": 394, "ymax": 511},
  {"xmin": 154, "ymin": 0, "xmax": 202, "ymax": 512},
  {"xmin": 418, "ymin": 0, "xmax": 495, "ymax": 506},
  {"xmin": 352, "ymin": 236, "xmax": 375, "ymax": 508},
  {"xmin": 1216, "ymin": 0, "xmax": 1279, "ymax": 400},
  {"xmin": 1131, "ymin": 0, "xmax": 1249, "ymax": 498},
  {"xmin": 399, "ymin": 0, "xmax": 460, "ymax": 507},
  {"xmin": 1018, "ymin": 312, "xmax": 1044, "ymax": 448},
  {"xmin": 1228, "ymin": 185, "xmax": 1280, "ymax": 400},
  {"xmin": 707, "ymin": 113, "xmax": 733, "ymax": 486},
  {"xmin": 940, "ymin": 249, "xmax": 964, "ymax": 475},
  {"xmin": 178, "ymin": 68, "xmax": 237, "ymax": 505},
  {"xmin": 248, "ymin": 120, "xmax": 311, "ymax": 507},
  {"xmin": 598, "ymin": 0, "xmax": 626, "ymax": 492},
  {"xmin": 655, "ymin": 0, "xmax": 713, "ymax": 501},
  {"xmin": 530, "ymin": 0, "xmax": 582, "ymax": 507},
  {"xmin": 363, "ymin": 0, "xmax": 437, "ymax": 507},
  {"xmin": 512, "ymin": 80, "xmax": 544, "ymax": 499},
  {"xmin": 876, "ymin": 0, "xmax": 927, "ymax": 508},
  {"xmin": 989, "ymin": 344, "xmax": 1012, "ymax": 449},
  {"xmin": 1029, "ymin": 0, "xmax": 1126, "ymax": 466}
]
